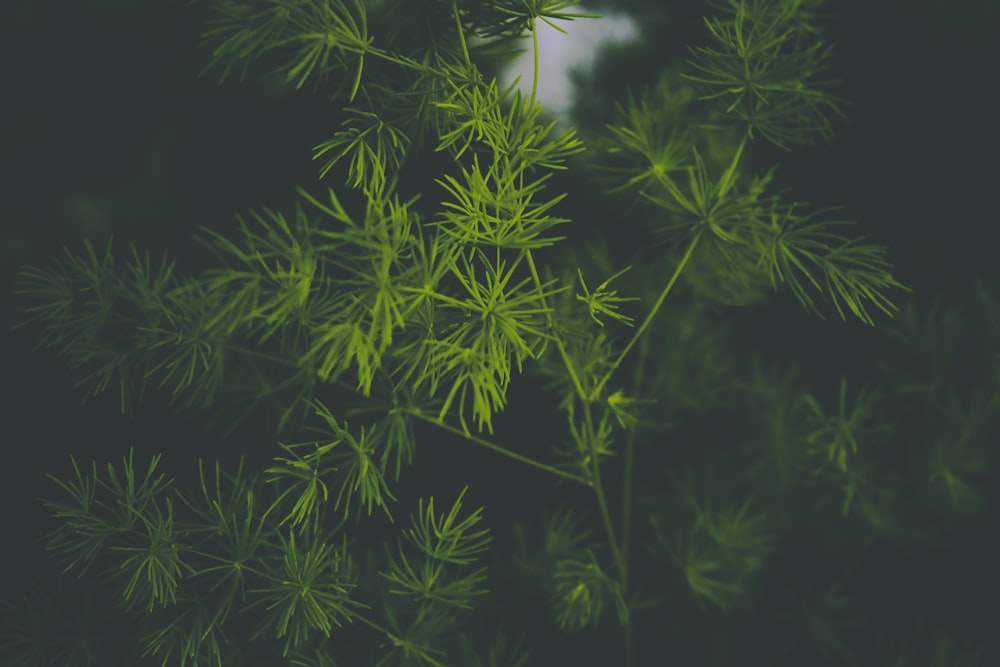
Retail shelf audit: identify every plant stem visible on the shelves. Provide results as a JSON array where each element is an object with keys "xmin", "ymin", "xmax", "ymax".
[
  {"xmin": 578, "ymin": 399, "xmax": 632, "ymax": 664},
  {"xmin": 355, "ymin": 613, "xmax": 449, "ymax": 667},
  {"xmin": 530, "ymin": 21, "xmax": 539, "ymax": 106},
  {"xmin": 524, "ymin": 249, "xmax": 588, "ymax": 401},
  {"xmin": 621, "ymin": 333, "xmax": 649, "ymax": 576},
  {"xmin": 407, "ymin": 409, "xmax": 591, "ymax": 486},
  {"xmin": 452, "ymin": 0, "xmax": 472, "ymax": 69},
  {"xmin": 618, "ymin": 337, "xmax": 650, "ymax": 667},
  {"xmin": 592, "ymin": 232, "xmax": 702, "ymax": 401},
  {"xmin": 582, "ymin": 402, "xmax": 624, "ymax": 576}
]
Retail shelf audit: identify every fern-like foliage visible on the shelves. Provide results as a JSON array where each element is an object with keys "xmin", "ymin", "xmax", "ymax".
[
  {"xmin": 382, "ymin": 487, "xmax": 491, "ymax": 608},
  {"xmin": 685, "ymin": 0, "xmax": 846, "ymax": 149},
  {"xmin": 14, "ymin": 1, "xmax": 993, "ymax": 666}
]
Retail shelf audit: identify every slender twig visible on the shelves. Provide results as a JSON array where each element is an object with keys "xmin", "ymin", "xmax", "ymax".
[
  {"xmin": 592, "ymin": 232, "xmax": 702, "ymax": 401},
  {"xmin": 452, "ymin": 0, "xmax": 472, "ymax": 69},
  {"xmin": 408, "ymin": 409, "xmax": 591, "ymax": 486},
  {"xmin": 582, "ymin": 402, "xmax": 624, "ymax": 576},
  {"xmin": 530, "ymin": 20, "xmax": 540, "ymax": 105},
  {"xmin": 524, "ymin": 249, "xmax": 589, "ymax": 401},
  {"xmin": 354, "ymin": 613, "xmax": 449, "ymax": 667}
]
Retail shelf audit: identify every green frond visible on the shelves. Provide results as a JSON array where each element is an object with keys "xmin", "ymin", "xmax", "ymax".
[
  {"xmin": 112, "ymin": 497, "xmax": 189, "ymax": 612},
  {"xmin": 427, "ymin": 336, "xmax": 507, "ymax": 434},
  {"xmin": 42, "ymin": 456, "xmax": 117, "ymax": 574},
  {"xmin": 343, "ymin": 379, "xmax": 421, "ymax": 482},
  {"xmin": 382, "ymin": 487, "xmax": 490, "ymax": 609},
  {"xmin": 314, "ymin": 105, "xmax": 411, "ymax": 196},
  {"xmin": 565, "ymin": 401, "xmax": 614, "ymax": 474},
  {"xmin": 576, "ymin": 266, "xmax": 638, "ymax": 327},
  {"xmin": 310, "ymin": 400, "xmax": 396, "ymax": 519},
  {"xmin": 202, "ymin": 0, "xmax": 371, "ymax": 98},
  {"xmin": 450, "ymin": 248, "xmax": 554, "ymax": 365},
  {"xmin": 802, "ymin": 377, "xmax": 890, "ymax": 517},
  {"xmin": 14, "ymin": 239, "xmax": 165, "ymax": 413},
  {"xmin": 297, "ymin": 185, "xmax": 358, "ymax": 228},
  {"xmin": 436, "ymin": 150, "xmax": 570, "ymax": 250},
  {"xmin": 497, "ymin": 91, "xmax": 585, "ymax": 170},
  {"xmin": 457, "ymin": 631, "xmax": 531, "ymax": 667},
  {"xmin": 434, "ymin": 74, "xmax": 507, "ymax": 159},
  {"xmin": 435, "ymin": 71, "xmax": 583, "ymax": 170},
  {"xmin": 685, "ymin": 0, "xmax": 846, "ymax": 148},
  {"xmin": 265, "ymin": 439, "xmax": 340, "ymax": 530},
  {"xmin": 41, "ymin": 451, "xmax": 183, "ymax": 613},
  {"xmin": 140, "ymin": 280, "xmax": 228, "ymax": 406},
  {"xmin": 408, "ymin": 247, "xmax": 558, "ymax": 432},
  {"xmin": 781, "ymin": 583, "xmax": 865, "ymax": 666},
  {"xmin": 140, "ymin": 593, "xmax": 227, "ymax": 667},
  {"xmin": 379, "ymin": 601, "xmax": 452, "ymax": 667},
  {"xmin": 642, "ymin": 141, "xmax": 774, "ymax": 254},
  {"xmin": 100, "ymin": 450, "xmax": 174, "ymax": 531},
  {"xmin": 405, "ymin": 487, "xmax": 491, "ymax": 565},
  {"xmin": 178, "ymin": 460, "xmax": 272, "ymax": 626},
  {"xmin": 552, "ymin": 549, "xmax": 627, "ymax": 630},
  {"xmin": 195, "ymin": 202, "xmax": 321, "ymax": 342},
  {"xmin": 303, "ymin": 317, "xmax": 375, "ymax": 389},
  {"xmin": 652, "ymin": 497, "xmax": 772, "ymax": 612},
  {"xmin": 513, "ymin": 506, "xmax": 595, "ymax": 580},
  {"xmin": 200, "ymin": 0, "xmax": 294, "ymax": 82},
  {"xmin": 598, "ymin": 77, "xmax": 695, "ymax": 197},
  {"xmin": 16, "ymin": 0, "xmax": 927, "ymax": 663},
  {"xmin": 301, "ymin": 194, "xmax": 427, "ymax": 395},
  {"xmin": 279, "ymin": 0, "xmax": 371, "ymax": 94},
  {"xmin": 286, "ymin": 646, "xmax": 342, "ymax": 667},
  {"xmin": 250, "ymin": 530, "xmax": 361, "ymax": 656},
  {"xmin": 759, "ymin": 207, "xmax": 908, "ymax": 324},
  {"xmin": 923, "ymin": 392, "xmax": 992, "ymax": 516},
  {"xmin": 473, "ymin": 0, "xmax": 601, "ymax": 38},
  {"xmin": 541, "ymin": 507, "xmax": 594, "ymax": 559}
]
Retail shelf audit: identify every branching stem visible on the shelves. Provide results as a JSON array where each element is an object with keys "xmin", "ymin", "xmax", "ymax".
[
  {"xmin": 408, "ymin": 409, "xmax": 591, "ymax": 486},
  {"xmin": 592, "ymin": 232, "xmax": 702, "ymax": 401},
  {"xmin": 355, "ymin": 613, "xmax": 449, "ymax": 667},
  {"xmin": 582, "ymin": 402, "xmax": 625, "ymax": 577},
  {"xmin": 524, "ymin": 249, "xmax": 588, "ymax": 400}
]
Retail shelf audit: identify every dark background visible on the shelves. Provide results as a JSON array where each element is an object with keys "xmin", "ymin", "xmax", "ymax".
[{"xmin": 1, "ymin": 0, "xmax": 997, "ymax": 662}]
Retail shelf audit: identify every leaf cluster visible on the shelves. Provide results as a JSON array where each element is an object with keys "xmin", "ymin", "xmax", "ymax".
[
  {"xmin": 599, "ymin": 90, "xmax": 908, "ymax": 323},
  {"xmin": 15, "ymin": 0, "xmax": 991, "ymax": 665},
  {"xmin": 651, "ymin": 496, "xmax": 773, "ymax": 612},
  {"xmin": 381, "ymin": 487, "xmax": 491, "ymax": 609},
  {"xmin": 685, "ymin": 0, "xmax": 846, "ymax": 149},
  {"xmin": 31, "ymin": 446, "xmax": 498, "ymax": 665},
  {"xmin": 201, "ymin": 0, "xmax": 372, "ymax": 96}
]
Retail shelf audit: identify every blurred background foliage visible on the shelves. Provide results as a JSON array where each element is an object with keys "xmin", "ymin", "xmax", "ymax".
[{"xmin": 1, "ymin": 0, "xmax": 998, "ymax": 664}]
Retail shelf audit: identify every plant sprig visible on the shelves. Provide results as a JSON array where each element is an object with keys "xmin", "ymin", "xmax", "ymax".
[
  {"xmin": 685, "ymin": 0, "xmax": 846, "ymax": 148},
  {"xmin": 14, "ymin": 1, "xmax": 964, "ymax": 666}
]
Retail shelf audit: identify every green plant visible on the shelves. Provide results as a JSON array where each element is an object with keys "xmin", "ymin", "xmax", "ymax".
[{"xmin": 5, "ymin": 0, "xmax": 996, "ymax": 665}]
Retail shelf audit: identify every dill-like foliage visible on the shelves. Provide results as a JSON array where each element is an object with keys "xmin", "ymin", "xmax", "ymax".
[{"xmin": 10, "ymin": 2, "xmax": 993, "ymax": 666}]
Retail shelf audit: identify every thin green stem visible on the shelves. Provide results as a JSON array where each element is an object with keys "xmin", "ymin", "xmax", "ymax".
[
  {"xmin": 408, "ymin": 409, "xmax": 591, "ymax": 486},
  {"xmin": 582, "ymin": 402, "xmax": 624, "ymax": 578},
  {"xmin": 620, "ymin": 333, "xmax": 649, "ymax": 576},
  {"xmin": 530, "ymin": 22, "xmax": 539, "ymax": 105},
  {"xmin": 618, "ymin": 336, "xmax": 649, "ymax": 667},
  {"xmin": 354, "ymin": 613, "xmax": 449, "ymax": 667},
  {"xmin": 524, "ymin": 249, "xmax": 588, "ymax": 401},
  {"xmin": 580, "ymin": 402, "xmax": 630, "ymax": 666},
  {"xmin": 592, "ymin": 232, "xmax": 702, "ymax": 402},
  {"xmin": 452, "ymin": 0, "xmax": 472, "ymax": 69}
]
